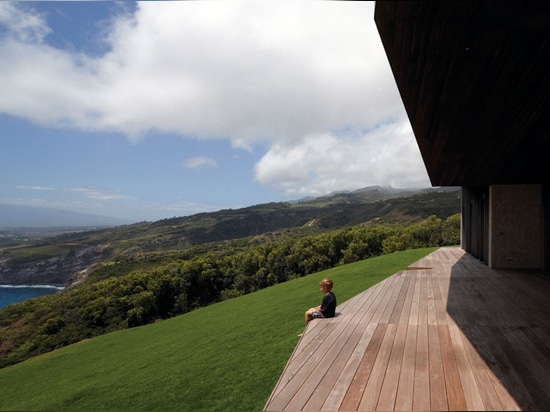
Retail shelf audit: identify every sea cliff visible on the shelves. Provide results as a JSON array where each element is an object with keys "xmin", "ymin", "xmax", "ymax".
[{"xmin": 0, "ymin": 243, "xmax": 108, "ymax": 286}]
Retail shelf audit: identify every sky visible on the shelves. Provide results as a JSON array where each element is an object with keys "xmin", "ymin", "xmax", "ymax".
[{"xmin": 0, "ymin": 1, "xmax": 431, "ymax": 223}]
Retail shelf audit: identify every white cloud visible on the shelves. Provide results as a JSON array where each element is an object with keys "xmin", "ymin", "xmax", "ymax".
[
  {"xmin": 64, "ymin": 188, "xmax": 134, "ymax": 201},
  {"xmin": 156, "ymin": 199, "xmax": 224, "ymax": 216},
  {"xmin": 0, "ymin": 2, "xmax": 51, "ymax": 43},
  {"xmin": 183, "ymin": 156, "xmax": 218, "ymax": 170},
  {"xmin": 15, "ymin": 185, "xmax": 55, "ymax": 191},
  {"xmin": 1, "ymin": 1, "xmax": 431, "ymax": 197},
  {"xmin": 0, "ymin": 1, "xmax": 397, "ymax": 139},
  {"xmin": 255, "ymin": 119, "xmax": 430, "ymax": 196},
  {"xmin": 14, "ymin": 184, "xmax": 133, "ymax": 201},
  {"xmin": 0, "ymin": 190, "xmax": 132, "ymax": 216}
]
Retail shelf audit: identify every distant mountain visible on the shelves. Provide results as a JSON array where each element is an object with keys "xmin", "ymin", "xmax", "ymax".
[
  {"xmin": 0, "ymin": 204, "xmax": 130, "ymax": 228},
  {"xmin": 147, "ymin": 186, "xmax": 461, "ymax": 245},
  {"xmin": 0, "ymin": 186, "xmax": 461, "ymax": 287},
  {"xmin": 0, "ymin": 186, "xmax": 460, "ymax": 230}
]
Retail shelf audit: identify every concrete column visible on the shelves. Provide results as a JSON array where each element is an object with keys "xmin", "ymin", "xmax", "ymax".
[{"xmin": 488, "ymin": 184, "xmax": 543, "ymax": 269}]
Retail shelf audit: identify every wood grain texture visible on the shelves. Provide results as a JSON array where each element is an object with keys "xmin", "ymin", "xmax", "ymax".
[{"xmin": 264, "ymin": 248, "xmax": 550, "ymax": 411}]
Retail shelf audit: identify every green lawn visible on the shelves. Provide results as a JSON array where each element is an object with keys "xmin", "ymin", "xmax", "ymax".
[{"xmin": 0, "ymin": 247, "xmax": 436, "ymax": 411}]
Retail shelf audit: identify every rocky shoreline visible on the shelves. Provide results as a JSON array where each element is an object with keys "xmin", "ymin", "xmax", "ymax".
[{"xmin": 0, "ymin": 243, "xmax": 109, "ymax": 287}]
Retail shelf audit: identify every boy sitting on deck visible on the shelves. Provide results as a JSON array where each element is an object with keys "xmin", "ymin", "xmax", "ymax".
[{"xmin": 304, "ymin": 278, "xmax": 337, "ymax": 325}]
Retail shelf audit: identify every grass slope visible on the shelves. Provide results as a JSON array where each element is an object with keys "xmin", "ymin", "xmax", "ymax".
[{"xmin": 0, "ymin": 247, "xmax": 437, "ymax": 411}]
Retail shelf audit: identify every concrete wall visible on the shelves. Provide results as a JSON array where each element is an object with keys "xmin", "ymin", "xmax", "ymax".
[{"xmin": 488, "ymin": 184, "xmax": 543, "ymax": 269}]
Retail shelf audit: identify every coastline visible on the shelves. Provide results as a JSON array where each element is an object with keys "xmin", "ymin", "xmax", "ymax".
[
  {"xmin": 0, "ymin": 284, "xmax": 65, "ymax": 289},
  {"xmin": 0, "ymin": 285, "xmax": 64, "ymax": 310}
]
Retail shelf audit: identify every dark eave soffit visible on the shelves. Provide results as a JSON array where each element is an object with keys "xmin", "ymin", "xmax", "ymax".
[{"xmin": 375, "ymin": 1, "xmax": 550, "ymax": 187}]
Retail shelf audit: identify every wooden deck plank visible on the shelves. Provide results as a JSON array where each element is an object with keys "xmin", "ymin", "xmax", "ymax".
[
  {"xmin": 454, "ymin": 324, "xmax": 507, "ymax": 411},
  {"xmin": 267, "ymin": 321, "xmax": 345, "ymax": 409},
  {"xmin": 275, "ymin": 288, "xmax": 374, "ymax": 398},
  {"xmin": 380, "ymin": 272, "xmax": 408, "ymax": 325},
  {"xmin": 380, "ymin": 274, "xmax": 417, "ymax": 410},
  {"xmin": 388, "ymin": 273, "xmax": 411, "ymax": 325},
  {"xmin": 529, "ymin": 327, "xmax": 550, "ymax": 357},
  {"xmin": 408, "ymin": 270, "xmax": 422, "ymax": 325},
  {"xmin": 320, "ymin": 275, "xmax": 402, "ymax": 411},
  {"xmin": 369, "ymin": 274, "xmax": 403, "ymax": 325},
  {"xmin": 339, "ymin": 323, "xmax": 387, "ymax": 411},
  {"xmin": 470, "ymin": 275, "xmax": 525, "ymax": 327},
  {"xmin": 438, "ymin": 325, "xmax": 467, "ymax": 410},
  {"xmin": 264, "ymin": 248, "xmax": 550, "ymax": 411},
  {"xmin": 277, "ymin": 314, "xmax": 369, "ymax": 411},
  {"xmin": 464, "ymin": 325, "xmax": 536, "ymax": 410},
  {"xmin": 500, "ymin": 327, "xmax": 550, "ymax": 409},
  {"xmin": 417, "ymin": 270, "xmax": 428, "ymax": 326},
  {"xmin": 266, "ymin": 269, "xmax": 399, "ymax": 409},
  {"xmin": 289, "ymin": 327, "xmax": 359, "ymax": 411},
  {"xmin": 426, "ymin": 269, "xmax": 438, "ymax": 326},
  {"xmin": 337, "ymin": 275, "xmax": 405, "ymax": 411},
  {"xmin": 447, "ymin": 324, "xmax": 485, "ymax": 411},
  {"xmin": 376, "ymin": 323, "xmax": 408, "ymax": 411},
  {"xmin": 394, "ymin": 324, "xmax": 417, "ymax": 411},
  {"xmin": 357, "ymin": 324, "xmax": 398, "ymax": 411},
  {"xmin": 432, "ymin": 270, "xmax": 449, "ymax": 327},
  {"xmin": 400, "ymin": 271, "xmax": 417, "ymax": 324},
  {"xmin": 321, "ymin": 322, "xmax": 378, "ymax": 411},
  {"xmin": 412, "ymin": 323, "xmax": 430, "ymax": 411},
  {"xmin": 343, "ymin": 274, "xmax": 406, "ymax": 407},
  {"xmin": 446, "ymin": 277, "xmax": 481, "ymax": 327},
  {"xmin": 489, "ymin": 270, "xmax": 550, "ymax": 328},
  {"xmin": 302, "ymin": 325, "xmax": 367, "ymax": 410},
  {"xmin": 428, "ymin": 323, "xmax": 448, "ymax": 411}
]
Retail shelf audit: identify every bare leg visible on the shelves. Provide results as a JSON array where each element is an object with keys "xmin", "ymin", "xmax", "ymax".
[{"xmin": 305, "ymin": 309, "xmax": 313, "ymax": 325}]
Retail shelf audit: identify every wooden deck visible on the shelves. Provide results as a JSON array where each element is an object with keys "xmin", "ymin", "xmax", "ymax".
[{"xmin": 264, "ymin": 248, "xmax": 550, "ymax": 411}]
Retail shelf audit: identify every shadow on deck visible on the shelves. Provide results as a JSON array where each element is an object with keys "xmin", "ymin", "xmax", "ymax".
[{"xmin": 264, "ymin": 247, "xmax": 550, "ymax": 411}]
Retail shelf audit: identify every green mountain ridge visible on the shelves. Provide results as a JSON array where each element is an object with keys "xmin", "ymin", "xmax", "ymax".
[
  {"xmin": 0, "ymin": 187, "xmax": 460, "ymax": 287},
  {"xmin": 142, "ymin": 186, "xmax": 459, "ymax": 244}
]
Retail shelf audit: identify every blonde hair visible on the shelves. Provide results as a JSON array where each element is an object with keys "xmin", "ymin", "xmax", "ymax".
[{"xmin": 320, "ymin": 278, "xmax": 333, "ymax": 291}]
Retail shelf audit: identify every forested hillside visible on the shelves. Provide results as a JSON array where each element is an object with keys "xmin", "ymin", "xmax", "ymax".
[
  {"xmin": 0, "ymin": 248, "xmax": 438, "ymax": 411},
  {"xmin": 0, "ymin": 187, "xmax": 460, "ymax": 367},
  {"xmin": 0, "ymin": 186, "xmax": 460, "ymax": 286},
  {"xmin": 0, "ymin": 211, "xmax": 460, "ymax": 368}
]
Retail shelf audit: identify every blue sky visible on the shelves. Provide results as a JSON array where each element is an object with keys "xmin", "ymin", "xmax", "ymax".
[{"xmin": 0, "ymin": 1, "xmax": 431, "ymax": 222}]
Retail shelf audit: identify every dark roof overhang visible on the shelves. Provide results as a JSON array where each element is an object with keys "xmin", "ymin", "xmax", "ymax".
[{"xmin": 375, "ymin": 1, "xmax": 550, "ymax": 186}]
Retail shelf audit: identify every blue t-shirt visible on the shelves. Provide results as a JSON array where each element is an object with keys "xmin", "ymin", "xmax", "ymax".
[{"xmin": 320, "ymin": 292, "xmax": 336, "ymax": 318}]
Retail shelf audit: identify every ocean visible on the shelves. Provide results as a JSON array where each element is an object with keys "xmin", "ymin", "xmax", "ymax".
[{"xmin": 0, "ymin": 285, "xmax": 64, "ymax": 310}]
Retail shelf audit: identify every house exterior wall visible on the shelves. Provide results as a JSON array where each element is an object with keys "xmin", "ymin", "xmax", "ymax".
[
  {"xmin": 488, "ymin": 184, "xmax": 543, "ymax": 269},
  {"xmin": 461, "ymin": 187, "xmax": 489, "ymax": 264}
]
